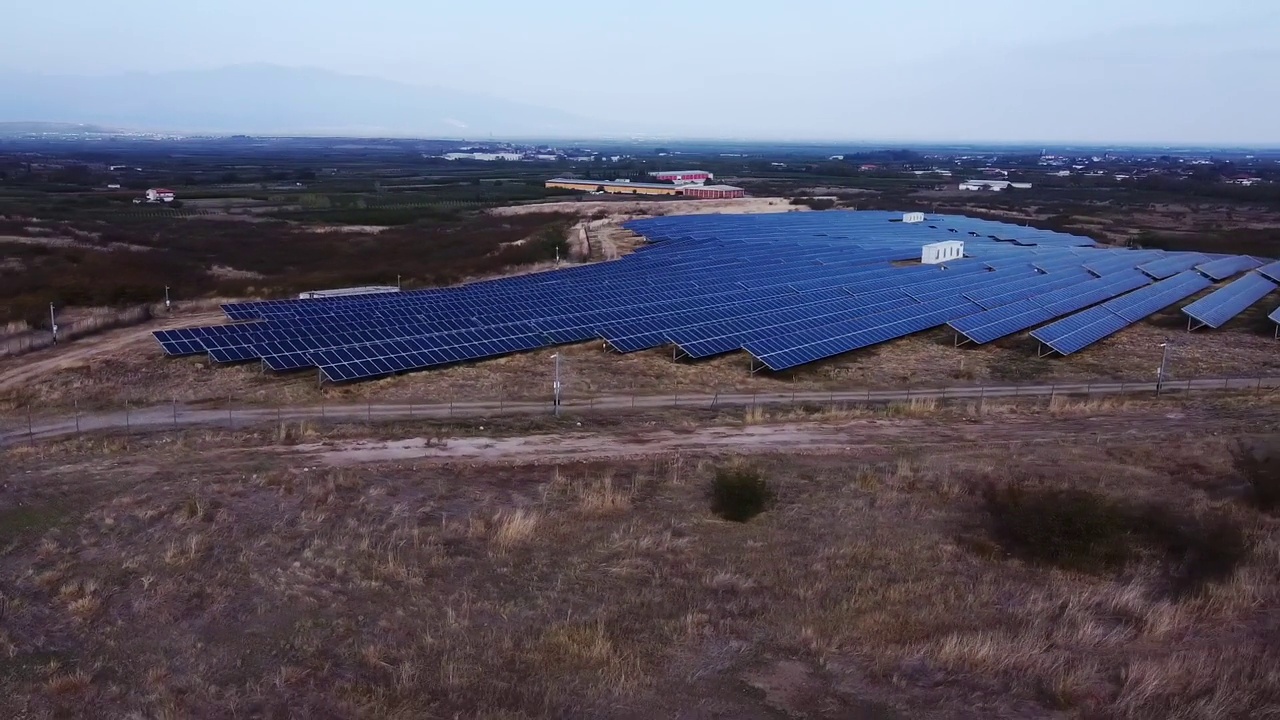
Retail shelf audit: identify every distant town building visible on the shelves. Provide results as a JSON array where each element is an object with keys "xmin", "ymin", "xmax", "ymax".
[
  {"xmin": 958, "ymin": 180, "xmax": 1032, "ymax": 192},
  {"xmin": 106, "ymin": 183, "xmax": 122, "ymax": 189},
  {"xmin": 145, "ymin": 188, "xmax": 176, "ymax": 202},
  {"xmin": 442, "ymin": 152, "xmax": 523, "ymax": 161},
  {"xmin": 648, "ymin": 170, "xmax": 713, "ymax": 185},
  {"xmin": 546, "ymin": 178, "xmax": 743, "ymax": 199}
]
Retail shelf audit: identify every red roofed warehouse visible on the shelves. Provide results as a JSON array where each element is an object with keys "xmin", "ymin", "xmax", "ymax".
[{"xmin": 648, "ymin": 170, "xmax": 713, "ymax": 185}]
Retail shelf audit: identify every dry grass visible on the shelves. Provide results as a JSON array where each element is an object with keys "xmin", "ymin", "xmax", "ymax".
[{"xmin": 1, "ymin": 429, "xmax": 1278, "ymax": 718}]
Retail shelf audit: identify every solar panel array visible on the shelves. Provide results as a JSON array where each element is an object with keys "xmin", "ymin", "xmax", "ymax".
[
  {"xmin": 1031, "ymin": 272, "xmax": 1214, "ymax": 355},
  {"xmin": 1182, "ymin": 273, "xmax": 1277, "ymax": 329},
  {"xmin": 153, "ymin": 210, "xmax": 1278, "ymax": 382}
]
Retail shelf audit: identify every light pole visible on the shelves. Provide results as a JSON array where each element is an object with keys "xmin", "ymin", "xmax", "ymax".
[
  {"xmin": 164, "ymin": 285, "xmax": 171, "ymax": 311},
  {"xmin": 552, "ymin": 353, "xmax": 562, "ymax": 416},
  {"xmin": 49, "ymin": 303, "xmax": 58, "ymax": 345},
  {"xmin": 1157, "ymin": 341, "xmax": 1170, "ymax": 395},
  {"xmin": 396, "ymin": 274, "xmax": 401, "ymax": 290}
]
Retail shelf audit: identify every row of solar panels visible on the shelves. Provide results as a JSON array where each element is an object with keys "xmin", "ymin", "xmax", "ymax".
[
  {"xmin": 218, "ymin": 213, "xmax": 1099, "ymax": 322},
  {"xmin": 154, "ymin": 212, "xmax": 1280, "ymax": 382}
]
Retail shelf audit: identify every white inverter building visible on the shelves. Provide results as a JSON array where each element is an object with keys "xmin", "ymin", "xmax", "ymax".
[{"xmin": 922, "ymin": 240, "xmax": 964, "ymax": 264}]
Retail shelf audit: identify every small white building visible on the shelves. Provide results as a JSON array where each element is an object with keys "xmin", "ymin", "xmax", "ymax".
[
  {"xmin": 922, "ymin": 240, "xmax": 964, "ymax": 264},
  {"xmin": 145, "ymin": 188, "xmax": 176, "ymax": 202},
  {"xmin": 902, "ymin": 212, "xmax": 926, "ymax": 224},
  {"xmin": 959, "ymin": 180, "xmax": 1032, "ymax": 192},
  {"xmin": 298, "ymin": 285, "xmax": 399, "ymax": 300}
]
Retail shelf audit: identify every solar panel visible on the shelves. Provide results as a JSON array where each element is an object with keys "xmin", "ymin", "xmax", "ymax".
[
  {"xmin": 1183, "ymin": 273, "xmax": 1277, "ymax": 329},
  {"xmin": 1030, "ymin": 306, "xmax": 1131, "ymax": 356},
  {"xmin": 1196, "ymin": 255, "xmax": 1263, "ymax": 281},
  {"xmin": 745, "ymin": 298, "xmax": 983, "ymax": 370},
  {"xmin": 1032, "ymin": 271, "xmax": 1213, "ymax": 355},
  {"xmin": 1139, "ymin": 253, "xmax": 1208, "ymax": 279},
  {"xmin": 949, "ymin": 271, "xmax": 1150, "ymax": 344},
  {"xmin": 1258, "ymin": 260, "xmax": 1280, "ymax": 284}
]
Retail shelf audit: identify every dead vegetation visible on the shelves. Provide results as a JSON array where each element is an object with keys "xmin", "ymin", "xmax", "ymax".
[{"xmin": 2, "ymin": 420, "xmax": 1279, "ymax": 718}]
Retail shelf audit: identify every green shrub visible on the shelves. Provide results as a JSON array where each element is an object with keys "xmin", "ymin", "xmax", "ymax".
[{"xmin": 709, "ymin": 467, "xmax": 774, "ymax": 522}]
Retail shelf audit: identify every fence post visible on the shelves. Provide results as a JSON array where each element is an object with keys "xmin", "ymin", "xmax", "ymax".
[
  {"xmin": 711, "ymin": 391, "xmax": 719, "ymax": 409},
  {"xmin": 277, "ymin": 405, "xmax": 281, "ymax": 425},
  {"xmin": 409, "ymin": 402, "xmax": 414, "ymax": 419},
  {"xmin": 1258, "ymin": 377, "xmax": 1263, "ymax": 396},
  {"xmin": 499, "ymin": 386, "xmax": 504, "ymax": 412},
  {"xmin": 367, "ymin": 401, "xmax": 371, "ymax": 425},
  {"xmin": 173, "ymin": 398, "xmax": 178, "ymax": 428},
  {"xmin": 321, "ymin": 401, "xmax": 326, "ymax": 422},
  {"xmin": 27, "ymin": 405, "xmax": 33, "ymax": 446},
  {"xmin": 227, "ymin": 395, "xmax": 233, "ymax": 430},
  {"xmin": 125, "ymin": 400, "xmax": 130, "ymax": 434},
  {"xmin": 74, "ymin": 399, "xmax": 80, "ymax": 435}
]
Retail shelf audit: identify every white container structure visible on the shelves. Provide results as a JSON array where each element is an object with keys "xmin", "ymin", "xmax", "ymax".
[
  {"xmin": 921, "ymin": 240, "xmax": 964, "ymax": 264},
  {"xmin": 902, "ymin": 212, "xmax": 926, "ymax": 223},
  {"xmin": 298, "ymin": 286, "xmax": 399, "ymax": 300}
]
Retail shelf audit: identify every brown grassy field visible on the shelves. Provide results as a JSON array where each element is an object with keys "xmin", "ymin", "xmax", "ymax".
[{"xmin": 1, "ymin": 404, "xmax": 1278, "ymax": 719}]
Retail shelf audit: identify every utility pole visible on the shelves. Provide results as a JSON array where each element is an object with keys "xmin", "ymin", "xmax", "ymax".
[
  {"xmin": 1156, "ymin": 341, "xmax": 1170, "ymax": 396},
  {"xmin": 552, "ymin": 353, "xmax": 562, "ymax": 416},
  {"xmin": 396, "ymin": 274, "xmax": 401, "ymax": 290},
  {"xmin": 49, "ymin": 303, "xmax": 58, "ymax": 345},
  {"xmin": 164, "ymin": 285, "xmax": 171, "ymax": 311}
]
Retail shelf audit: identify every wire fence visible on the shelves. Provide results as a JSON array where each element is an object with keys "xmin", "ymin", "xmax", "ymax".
[
  {"xmin": 0, "ymin": 305, "xmax": 156, "ymax": 359},
  {"xmin": 5, "ymin": 374, "xmax": 1278, "ymax": 447}
]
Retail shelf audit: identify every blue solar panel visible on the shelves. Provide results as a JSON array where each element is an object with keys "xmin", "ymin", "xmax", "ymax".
[
  {"xmin": 1101, "ymin": 271, "xmax": 1212, "ymax": 322},
  {"xmin": 949, "ymin": 272, "xmax": 1150, "ymax": 344},
  {"xmin": 1182, "ymin": 273, "xmax": 1277, "ymax": 329},
  {"xmin": 1196, "ymin": 255, "xmax": 1264, "ymax": 281},
  {"xmin": 1032, "ymin": 271, "xmax": 1213, "ymax": 355},
  {"xmin": 1030, "ymin": 306, "xmax": 1131, "ymax": 356},
  {"xmin": 1139, "ymin": 253, "xmax": 1208, "ymax": 279},
  {"xmin": 1258, "ymin": 260, "xmax": 1280, "ymax": 284},
  {"xmin": 745, "ymin": 298, "xmax": 983, "ymax": 370}
]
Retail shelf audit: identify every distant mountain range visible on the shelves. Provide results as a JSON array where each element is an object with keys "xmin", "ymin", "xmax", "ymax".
[{"xmin": 0, "ymin": 64, "xmax": 610, "ymax": 137}]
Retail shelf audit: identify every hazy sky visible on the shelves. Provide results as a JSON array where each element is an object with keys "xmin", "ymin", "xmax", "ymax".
[{"xmin": 6, "ymin": 0, "xmax": 1280, "ymax": 143}]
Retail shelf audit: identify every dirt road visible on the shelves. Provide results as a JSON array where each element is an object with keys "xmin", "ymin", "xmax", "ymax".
[
  {"xmin": 0, "ymin": 310, "xmax": 224, "ymax": 393},
  {"xmin": 3, "ymin": 376, "xmax": 1276, "ymax": 447},
  {"xmin": 277, "ymin": 403, "xmax": 1271, "ymax": 466}
]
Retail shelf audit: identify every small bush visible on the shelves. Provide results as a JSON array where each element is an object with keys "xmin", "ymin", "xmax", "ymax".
[
  {"xmin": 709, "ymin": 467, "xmax": 774, "ymax": 522},
  {"xmin": 981, "ymin": 483, "xmax": 1250, "ymax": 593},
  {"xmin": 789, "ymin": 197, "xmax": 836, "ymax": 211},
  {"xmin": 1234, "ymin": 438, "xmax": 1280, "ymax": 512},
  {"xmin": 983, "ymin": 485, "xmax": 1135, "ymax": 573}
]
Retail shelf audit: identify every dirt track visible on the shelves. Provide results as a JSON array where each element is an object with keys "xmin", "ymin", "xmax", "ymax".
[
  {"xmin": 292, "ymin": 406, "xmax": 1275, "ymax": 466},
  {"xmin": 0, "ymin": 310, "xmax": 224, "ymax": 392}
]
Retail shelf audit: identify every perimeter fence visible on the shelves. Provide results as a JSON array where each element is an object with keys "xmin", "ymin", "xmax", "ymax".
[{"xmin": 4, "ymin": 374, "xmax": 1278, "ymax": 447}]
